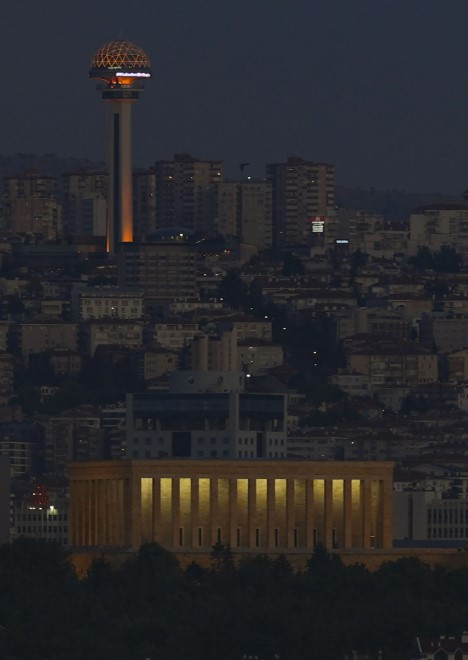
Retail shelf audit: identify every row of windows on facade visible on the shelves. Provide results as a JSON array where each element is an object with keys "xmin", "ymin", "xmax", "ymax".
[
  {"xmin": 132, "ymin": 449, "xmax": 232, "ymax": 458},
  {"xmin": 17, "ymin": 526, "xmax": 67, "ymax": 534},
  {"xmin": 130, "ymin": 449, "xmax": 285, "ymax": 458},
  {"xmin": 427, "ymin": 528, "xmax": 468, "ymax": 539},
  {"xmin": 427, "ymin": 510, "xmax": 468, "ymax": 524},
  {"xmin": 132, "ymin": 437, "xmax": 285, "ymax": 447},
  {"xmin": 18, "ymin": 513, "xmax": 67, "ymax": 521}
]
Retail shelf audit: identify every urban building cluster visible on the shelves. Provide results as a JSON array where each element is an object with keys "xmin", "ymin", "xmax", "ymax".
[{"xmin": 2, "ymin": 39, "xmax": 468, "ymax": 563}]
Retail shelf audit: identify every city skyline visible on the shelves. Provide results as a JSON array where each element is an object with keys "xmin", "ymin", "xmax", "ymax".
[{"xmin": 1, "ymin": 0, "xmax": 468, "ymax": 193}]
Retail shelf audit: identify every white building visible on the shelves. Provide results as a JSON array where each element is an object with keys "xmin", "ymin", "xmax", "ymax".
[
  {"xmin": 72, "ymin": 286, "xmax": 144, "ymax": 321},
  {"xmin": 12, "ymin": 494, "xmax": 68, "ymax": 546},
  {"xmin": 126, "ymin": 371, "xmax": 287, "ymax": 460}
]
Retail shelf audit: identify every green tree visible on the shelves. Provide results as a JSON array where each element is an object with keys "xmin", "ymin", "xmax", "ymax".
[
  {"xmin": 433, "ymin": 245, "xmax": 462, "ymax": 273},
  {"xmin": 282, "ymin": 252, "xmax": 304, "ymax": 276},
  {"xmin": 409, "ymin": 245, "xmax": 433, "ymax": 271},
  {"xmin": 219, "ymin": 270, "xmax": 248, "ymax": 309}
]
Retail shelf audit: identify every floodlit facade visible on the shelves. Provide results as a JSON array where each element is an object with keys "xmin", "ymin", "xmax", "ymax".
[{"xmin": 69, "ymin": 459, "xmax": 394, "ymax": 552}]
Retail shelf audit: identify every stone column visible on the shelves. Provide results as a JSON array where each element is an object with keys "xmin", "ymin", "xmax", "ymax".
[
  {"xmin": 229, "ymin": 478, "xmax": 238, "ymax": 548},
  {"xmin": 153, "ymin": 477, "xmax": 161, "ymax": 544},
  {"xmin": 210, "ymin": 478, "xmax": 219, "ymax": 545},
  {"xmin": 93, "ymin": 479, "xmax": 99, "ymax": 546},
  {"xmin": 129, "ymin": 476, "xmax": 142, "ymax": 549},
  {"xmin": 191, "ymin": 478, "xmax": 199, "ymax": 548},
  {"xmin": 286, "ymin": 478, "xmax": 295, "ymax": 548},
  {"xmin": 87, "ymin": 479, "xmax": 93, "ymax": 546},
  {"xmin": 267, "ymin": 478, "xmax": 276, "ymax": 548},
  {"xmin": 78, "ymin": 480, "xmax": 86, "ymax": 547},
  {"xmin": 324, "ymin": 478, "xmax": 333, "ymax": 549},
  {"xmin": 171, "ymin": 477, "xmax": 180, "ymax": 547},
  {"xmin": 71, "ymin": 481, "xmax": 78, "ymax": 546},
  {"xmin": 343, "ymin": 479, "xmax": 353, "ymax": 549},
  {"xmin": 248, "ymin": 478, "xmax": 257, "ymax": 547},
  {"xmin": 361, "ymin": 480, "xmax": 372, "ymax": 549},
  {"xmin": 116, "ymin": 478, "xmax": 124, "ymax": 547},
  {"xmin": 305, "ymin": 478, "xmax": 315, "ymax": 549},
  {"xmin": 105, "ymin": 480, "xmax": 112, "ymax": 547},
  {"xmin": 381, "ymin": 478, "xmax": 393, "ymax": 549},
  {"xmin": 102, "ymin": 480, "xmax": 108, "ymax": 547}
]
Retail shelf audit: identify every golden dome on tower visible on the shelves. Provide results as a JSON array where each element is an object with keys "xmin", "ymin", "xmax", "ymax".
[
  {"xmin": 91, "ymin": 40, "xmax": 150, "ymax": 70},
  {"xmin": 89, "ymin": 40, "xmax": 151, "ymax": 85}
]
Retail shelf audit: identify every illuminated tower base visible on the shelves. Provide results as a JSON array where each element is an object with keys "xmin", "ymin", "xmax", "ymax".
[{"xmin": 104, "ymin": 91, "xmax": 138, "ymax": 252}]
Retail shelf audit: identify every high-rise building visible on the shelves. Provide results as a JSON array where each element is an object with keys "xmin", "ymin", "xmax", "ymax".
[
  {"xmin": 133, "ymin": 168, "xmax": 157, "ymax": 240},
  {"xmin": 62, "ymin": 169, "xmax": 107, "ymax": 237},
  {"xmin": 89, "ymin": 40, "xmax": 152, "ymax": 253},
  {"xmin": 2, "ymin": 172, "xmax": 62, "ymax": 240},
  {"xmin": 117, "ymin": 229, "xmax": 198, "ymax": 306},
  {"xmin": 266, "ymin": 157, "xmax": 335, "ymax": 248},
  {"xmin": 155, "ymin": 154, "xmax": 223, "ymax": 232},
  {"xmin": 215, "ymin": 180, "xmax": 273, "ymax": 249}
]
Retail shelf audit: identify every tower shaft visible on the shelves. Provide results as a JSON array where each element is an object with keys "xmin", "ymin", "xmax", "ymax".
[
  {"xmin": 89, "ymin": 39, "xmax": 151, "ymax": 254},
  {"xmin": 107, "ymin": 99, "xmax": 134, "ymax": 253}
]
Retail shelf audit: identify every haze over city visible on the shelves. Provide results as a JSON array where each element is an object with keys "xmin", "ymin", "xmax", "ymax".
[{"xmin": 1, "ymin": 0, "xmax": 468, "ymax": 191}]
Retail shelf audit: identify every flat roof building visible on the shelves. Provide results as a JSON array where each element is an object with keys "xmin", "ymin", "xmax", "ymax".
[{"xmin": 69, "ymin": 459, "xmax": 394, "ymax": 555}]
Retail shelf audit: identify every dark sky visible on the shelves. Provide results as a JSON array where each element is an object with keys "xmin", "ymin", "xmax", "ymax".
[{"xmin": 1, "ymin": 0, "xmax": 467, "ymax": 192}]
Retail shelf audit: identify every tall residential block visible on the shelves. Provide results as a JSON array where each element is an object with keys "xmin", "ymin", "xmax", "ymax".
[
  {"xmin": 62, "ymin": 169, "xmax": 107, "ymax": 237},
  {"xmin": 215, "ymin": 180, "xmax": 273, "ymax": 249},
  {"xmin": 133, "ymin": 168, "xmax": 157, "ymax": 240},
  {"xmin": 2, "ymin": 173, "xmax": 62, "ymax": 240},
  {"xmin": 117, "ymin": 230, "xmax": 198, "ymax": 305},
  {"xmin": 266, "ymin": 157, "xmax": 335, "ymax": 247},
  {"xmin": 155, "ymin": 154, "xmax": 223, "ymax": 232}
]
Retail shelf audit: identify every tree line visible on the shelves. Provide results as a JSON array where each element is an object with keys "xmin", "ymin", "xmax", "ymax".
[{"xmin": 1, "ymin": 539, "xmax": 468, "ymax": 659}]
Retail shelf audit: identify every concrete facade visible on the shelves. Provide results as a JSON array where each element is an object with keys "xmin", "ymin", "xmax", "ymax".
[
  {"xmin": 0, "ymin": 455, "xmax": 10, "ymax": 545},
  {"xmin": 69, "ymin": 459, "xmax": 394, "ymax": 554}
]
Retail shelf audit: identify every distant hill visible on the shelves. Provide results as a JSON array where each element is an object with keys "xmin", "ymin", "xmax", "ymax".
[
  {"xmin": 0, "ymin": 153, "xmax": 105, "ymax": 188},
  {"xmin": 335, "ymin": 185, "xmax": 461, "ymax": 220}
]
